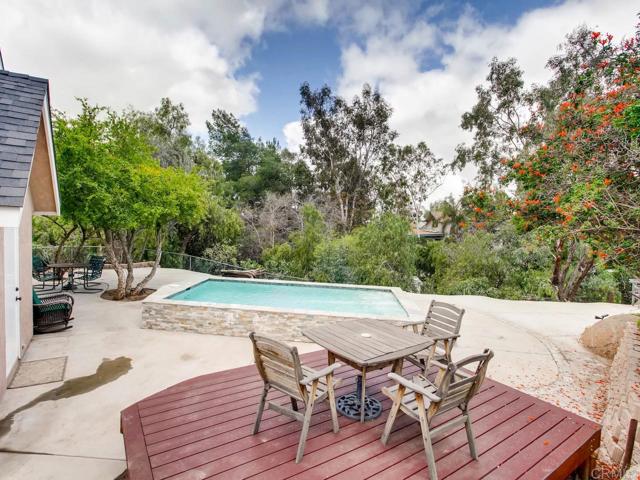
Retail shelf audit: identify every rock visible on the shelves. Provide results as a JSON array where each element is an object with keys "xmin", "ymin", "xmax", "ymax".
[
  {"xmin": 622, "ymin": 464, "xmax": 640, "ymax": 480},
  {"xmin": 580, "ymin": 314, "xmax": 639, "ymax": 360}
]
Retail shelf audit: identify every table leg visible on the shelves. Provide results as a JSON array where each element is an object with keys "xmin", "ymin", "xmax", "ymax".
[
  {"xmin": 360, "ymin": 367, "xmax": 367, "ymax": 423},
  {"xmin": 328, "ymin": 351, "xmax": 335, "ymax": 366},
  {"xmin": 392, "ymin": 359, "xmax": 403, "ymax": 376}
]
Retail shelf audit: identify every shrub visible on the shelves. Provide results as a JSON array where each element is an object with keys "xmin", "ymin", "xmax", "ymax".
[
  {"xmin": 311, "ymin": 237, "xmax": 356, "ymax": 284},
  {"xmin": 576, "ymin": 269, "xmax": 622, "ymax": 303},
  {"xmin": 348, "ymin": 213, "xmax": 418, "ymax": 291}
]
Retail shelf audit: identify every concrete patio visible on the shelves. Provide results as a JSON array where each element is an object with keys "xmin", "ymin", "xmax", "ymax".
[{"xmin": 0, "ymin": 268, "xmax": 635, "ymax": 479}]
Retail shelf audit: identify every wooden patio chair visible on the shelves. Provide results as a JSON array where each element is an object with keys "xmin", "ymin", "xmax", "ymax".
[
  {"xmin": 249, "ymin": 332, "xmax": 342, "ymax": 463},
  {"xmin": 403, "ymin": 300, "xmax": 465, "ymax": 373},
  {"xmin": 381, "ymin": 349, "xmax": 494, "ymax": 480}
]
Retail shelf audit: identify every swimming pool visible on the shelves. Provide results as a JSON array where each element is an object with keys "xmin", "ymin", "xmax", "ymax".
[
  {"xmin": 142, "ymin": 277, "xmax": 414, "ymax": 342},
  {"xmin": 168, "ymin": 279, "xmax": 408, "ymax": 318}
]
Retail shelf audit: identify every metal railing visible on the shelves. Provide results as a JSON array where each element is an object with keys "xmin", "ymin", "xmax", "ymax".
[
  {"xmin": 153, "ymin": 250, "xmax": 304, "ymax": 281},
  {"xmin": 33, "ymin": 245, "xmax": 304, "ymax": 282},
  {"xmin": 33, "ymin": 245, "xmax": 107, "ymax": 263}
]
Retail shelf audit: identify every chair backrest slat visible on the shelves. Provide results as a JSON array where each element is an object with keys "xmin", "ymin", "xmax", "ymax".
[
  {"xmin": 422, "ymin": 300, "xmax": 464, "ymax": 338},
  {"xmin": 250, "ymin": 332, "xmax": 306, "ymax": 401},
  {"xmin": 32, "ymin": 255, "xmax": 47, "ymax": 274},
  {"xmin": 88, "ymin": 255, "xmax": 106, "ymax": 277},
  {"xmin": 428, "ymin": 349, "xmax": 493, "ymax": 420}
]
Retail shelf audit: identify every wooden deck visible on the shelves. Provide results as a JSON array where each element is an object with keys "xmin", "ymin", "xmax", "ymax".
[{"xmin": 121, "ymin": 350, "xmax": 600, "ymax": 479}]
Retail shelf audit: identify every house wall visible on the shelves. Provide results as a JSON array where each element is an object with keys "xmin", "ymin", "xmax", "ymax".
[
  {"xmin": 0, "ymin": 188, "xmax": 34, "ymax": 401},
  {"xmin": 0, "ymin": 228, "xmax": 6, "ymax": 397},
  {"xmin": 19, "ymin": 188, "xmax": 34, "ymax": 355}
]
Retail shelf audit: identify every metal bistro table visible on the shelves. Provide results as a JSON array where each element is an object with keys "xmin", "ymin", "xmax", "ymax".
[
  {"xmin": 48, "ymin": 262, "xmax": 87, "ymax": 291},
  {"xmin": 303, "ymin": 318, "xmax": 434, "ymax": 422}
]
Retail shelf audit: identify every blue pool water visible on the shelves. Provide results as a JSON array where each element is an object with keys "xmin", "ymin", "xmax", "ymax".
[{"xmin": 168, "ymin": 279, "xmax": 408, "ymax": 318}]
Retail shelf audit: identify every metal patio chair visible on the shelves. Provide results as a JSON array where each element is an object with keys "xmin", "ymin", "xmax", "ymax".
[
  {"xmin": 33, "ymin": 288, "xmax": 74, "ymax": 333},
  {"xmin": 32, "ymin": 255, "xmax": 63, "ymax": 291},
  {"xmin": 76, "ymin": 255, "xmax": 106, "ymax": 292}
]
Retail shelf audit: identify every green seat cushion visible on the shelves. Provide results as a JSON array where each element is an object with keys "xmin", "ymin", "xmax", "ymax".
[{"xmin": 32, "ymin": 289, "xmax": 42, "ymax": 305}]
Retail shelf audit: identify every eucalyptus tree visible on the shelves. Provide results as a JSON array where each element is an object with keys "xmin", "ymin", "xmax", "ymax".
[
  {"xmin": 134, "ymin": 97, "xmax": 194, "ymax": 170},
  {"xmin": 300, "ymin": 83, "xmax": 444, "ymax": 229},
  {"xmin": 299, "ymin": 83, "xmax": 396, "ymax": 230}
]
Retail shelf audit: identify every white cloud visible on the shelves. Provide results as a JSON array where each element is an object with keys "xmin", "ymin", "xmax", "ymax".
[
  {"xmin": 335, "ymin": 0, "xmax": 638, "ymax": 201},
  {"xmin": 0, "ymin": 0, "xmax": 324, "ymax": 131},
  {"xmin": 283, "ymin": 121, "xmax": 304, "ymax": 153}
]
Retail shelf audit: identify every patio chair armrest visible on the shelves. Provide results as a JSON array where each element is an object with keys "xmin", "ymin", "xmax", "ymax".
[
  {"xmin": 382, "ymin": 319, "xmax": 423, "ymax": 329},
  {"xmin": 300, "ymin": 363, "xmax": 341, "ymax": 385},
  {"xmin": 429, "ymin": 359, "xmax": 449, "ymax": 370},
  {"xmin": 430, "ymin": 333, "xmax": 460, "ymax": 342},
  {"xmin": 34, "ymin": 301, "xmax": 72, "ymax": 314},
  {"xmin": 387, "ymin": 372, "xmax": 441, "ymax": 402}
]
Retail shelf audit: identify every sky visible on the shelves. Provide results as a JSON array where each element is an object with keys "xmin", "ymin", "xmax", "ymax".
[{"xmin": 0, "ymin": 0, "xmax": 637, "ymax": 201}]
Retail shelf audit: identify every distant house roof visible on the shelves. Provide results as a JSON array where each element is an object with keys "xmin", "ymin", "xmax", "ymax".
[{"xmin": 0, "ymin": 70, "xmax": 52, "ymax": 208}]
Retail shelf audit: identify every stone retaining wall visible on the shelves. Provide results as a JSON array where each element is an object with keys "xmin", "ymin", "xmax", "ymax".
[
  {"xmin": 142, "ymin": 301, "xmax": 372, "ymax": 342},
  {"xmin": 600, "ymin": 322, "xmax": 640, "ymax": 465}
]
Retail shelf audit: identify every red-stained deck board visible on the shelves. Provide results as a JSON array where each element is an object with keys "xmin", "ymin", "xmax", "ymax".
[{"xmin": 121, "ymin": 349, "xmax": 600, "ymax": 480}]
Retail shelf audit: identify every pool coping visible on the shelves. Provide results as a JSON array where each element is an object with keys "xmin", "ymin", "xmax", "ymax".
[{"xmin": 143, "ymin": 275, "xmax": 420, "ymax": 323}]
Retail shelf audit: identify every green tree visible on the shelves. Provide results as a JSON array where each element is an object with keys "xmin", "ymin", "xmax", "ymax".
[
  {"xmin": 55, "ymin": 100, "xmax": 207, "ymax": 299},
  {"xmin": 300, "ymin": 83, "xmax": 444, "ymax": 229},
  {"xmin": 378, "ymin": 143, "xmax": 445, "ymax": 222},
  {"xmin": 500, "ymin": 26, "xmax": 640, "ymax": 300},
  {"xmin": 454, "ymin": 57, "xmax": 540, "ymax": 185},
  {"xmin": 206, "ymin": 109, "xmax": 304, "ymax": 204},
  {"xmin": 348, "ymin": 213, "xmax": 418, "ymax": 290},
  {"xmin": 300, "ymin": 83, "xmax": 397, "ymax": 229},
  {"xmin": 134, "ymin": 97, "xmax": 194, "ymax": 169},
  {"xmin": 262, "ymin": 204, "xmax": 326, "ymax": 278}
]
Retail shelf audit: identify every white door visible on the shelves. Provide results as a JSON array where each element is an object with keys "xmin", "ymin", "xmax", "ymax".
[{"xmin": 4, "ymin": 227, "xmax": 21, "ymax": 377}]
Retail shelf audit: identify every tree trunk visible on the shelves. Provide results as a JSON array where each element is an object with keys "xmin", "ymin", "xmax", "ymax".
[
  {"xmin": 119, "ymin": 230, "xmax": 136, "ymax": 296},
  {"xmin": 71, "ymin": 226, "xmax": 88, "ymax": 262},
  {"xmin": 551, "ymin": 239, "xmax": 595, "ymax": 302},
  {"xmin": 132, "ymin": 229, "xmax": 164, "ymax": 295},
  {"xmin": 104, "ymin": 229, "xmax": 126, "ymax": 300},
  {"xmin": 564, "ymin": 254, "xmax": 595, "ymax": 301},
  {"xmin": 52, "ymin": 223, "xmax": 77, "ymax": 262}
]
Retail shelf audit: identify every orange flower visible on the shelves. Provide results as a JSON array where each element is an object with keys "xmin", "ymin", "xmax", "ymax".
[
  {"xmin": 553, "ymin": 194, "xmax": 561, "ymax": 204},
  {"xmin": 603, "ymin": 178, "xmax": 612, "ymax": 186}
]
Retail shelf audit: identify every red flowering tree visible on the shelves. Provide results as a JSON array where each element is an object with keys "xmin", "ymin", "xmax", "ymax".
[{"xmin": 501, "ymin": 26, "xmax": 640, "ymax": 300}]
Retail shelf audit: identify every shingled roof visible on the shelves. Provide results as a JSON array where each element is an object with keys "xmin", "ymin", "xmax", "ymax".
[{"xmin": 0, "ymin": 70, "xmax": 50, "ymax": 207}]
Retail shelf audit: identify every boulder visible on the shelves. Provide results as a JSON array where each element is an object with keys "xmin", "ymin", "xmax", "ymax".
[{"xmin": 580, "ymin": 314, "xmax": 639, "ymax": 359}]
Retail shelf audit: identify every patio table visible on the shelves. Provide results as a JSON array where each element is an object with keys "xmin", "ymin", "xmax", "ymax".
[
  {"xmin": 48, "ymin": 262, "xmax": 87, "ymax": 291},
  {"xmin": 303, "ymin": 318, "xmax": 434, "ymax": 422}
]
